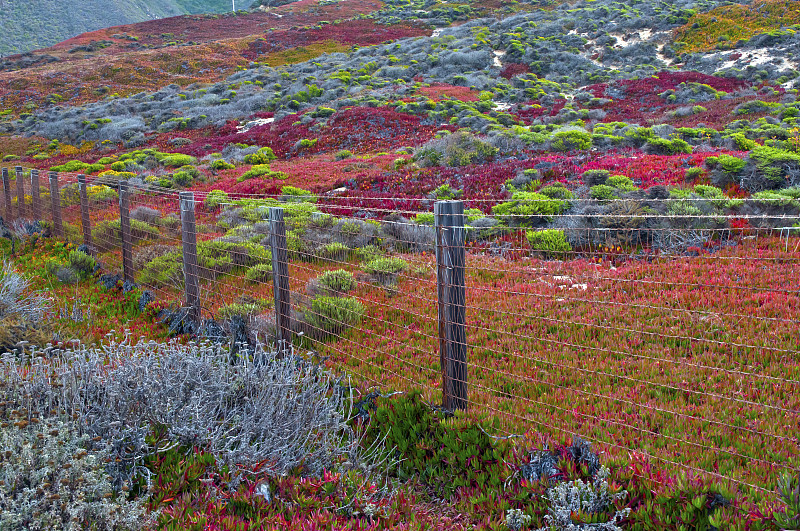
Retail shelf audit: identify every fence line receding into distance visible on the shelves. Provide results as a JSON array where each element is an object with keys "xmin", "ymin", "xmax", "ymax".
[{"xmin": 1, "ymin": 165, "xmax": 799, "ymax": 500}]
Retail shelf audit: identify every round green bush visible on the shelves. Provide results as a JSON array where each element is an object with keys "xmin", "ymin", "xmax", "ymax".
[
  {"xmin": 245, "ymin": 263, "xmax": 273, "ymax": 283},
  {"xmin": 526, "ymin": 229, "xmax": 571, "ymax": 258},
  {"xmin": 317, "ymin": 269, "xmax": 356, "ymax": 293},
  {"xmin": 204, "ymin": 189, "xmax": 229, "ymax": 209}
]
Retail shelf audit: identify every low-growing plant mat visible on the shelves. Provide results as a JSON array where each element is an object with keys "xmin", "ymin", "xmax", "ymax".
[
  {"xmin": 674, "ymin": 0, "xmax": 800, "ymax": 54},
  {"xmin": 289, "ymin": 235, "xmax": 800, "ymax": 503}
]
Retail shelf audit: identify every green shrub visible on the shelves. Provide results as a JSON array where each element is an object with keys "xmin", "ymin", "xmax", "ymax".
[
  {"xmin": 465, "ymin": 208, "xmax": 485, "ymax": 222},
  {"xmin": 356, "ymin": 245, "xmax": 383, "ymax": 263},
  {"xmin": 693, "ymin": 185, "xmax": 724, "ymax": 199},
  {"xmin": 281, "ymin": 186, "xmax": 316, "ymax": 203},
  {"xmin": 707, "ymin": 154, "xmax": 746, "ymax": 173},
  {"xmin": 335, "ymin": 149, "xmax": 353, "ymax": 160},
  {"xmin": 299, "ymin": 138, "xmax": 318, "ymax": 149},
  {"xmin": 551, "ymin": 129, "xmax": 592, "ymax": 151},
  {"xmin": 668, "ymin": 201, "xmax": 703, "ymax": 227},
  {"xmin": 777, "ymin": 187, "xmax": 800, "ymax": 199},
  {"xmin": 415, "ymin": 131, "xmax": 497, "ymax": 167},
  {"xmin": 590, "ymin": 184, "xmax": 618, "ymax": 201},
  {"xmin": 243, "ymin": 147, "xmax": 277, "ymax": 165},
  {"xmin": 684, "ymin": 167, "xmax": 704, "ymax": 181},
  {"xmin": 317, "ymin": 269, "xmax": 356, "ymax": 293},
  {"xmin": 752, "ymin": 191, "xmax": 800, "ymax": 208},
  {"xmin": 538, "ymin": 183, "xmax": 573, "ymax": 200},
  {"xmin": 415, "ymin": 212, "xmax": 435, "ymax": 225},
  {"xmin": 305, "ymin": 296, "xmax": 364, "ymax": 336},
  {"xmin": 68, "ymin": 250, "xmax": 96, "ymax": 279},
  {"xmin": 339, "ymin": 221, "xmax": 362, "ymax": 238},
  {"xmin": 110, "ymin": 161, "xmax": 126, "ymax": 171},
  {"xmin": 172, "ymin": 170, "xmax": 195, "ymax": 187},
  {"xmin": 87, "ymin": 185, "xmax": 119, "ymax": 203},
  {"xmin": 160, "ymin": 154, "xmax": 197, "ymax": 167},
  {"xmin": 363, "ymin": 256, "xmax": 408, "ymax": 282},
  {"xmin": 582, "ymin": 169, "xmax": 610, "ymax": 186},
  {"xmin": 527, "ymin": 229, "xmax": 571, "ymax": 258},
  {"xmin": 749, "ymin": 146, "xmax": 800, "ymax": 185},
  {"xmin": 729, "ymin": 132, "xmax": 758, "ymax": 150},
  {"xmin": 647, "ymin": 137, "xmax": 692, "ymax": 154},
  {"xmin": 49, "ymin": 160, "xmax": 105, "ymax": 174},
  {"xmin": 245, "ymin": 263, "xmax": 273, "ymax": 283},
  {"xmin": 238, "ymin": 164, "xmax": 287, "ymax": 182},
  {"xmin": 204, "ymin": 189, "xmax": 229, "ymax": 209},
  {"xmin": 606, "ymin": 175, "xmax": 638, "ymax": 192},
  {"xmin": 218, "ymin": 302, "xmax": 262, "ymax": 319},
  {"xmin": 492, "ymin": 190, "xmax": 568, "ymax": 226},
  {"xmin": 433, "ymin": 183, "xmax": 461, "ymax": 200},
  {"xmin": 312, "ymin": 107, "xmax": 336, "ymax": 118},
  {"xmin": 321, "ymin": 242, "xmax": 350, "ymax": 260},
  {"xmin": 210, "ymin": 159, "xmax": 235, "ymax": 171}
]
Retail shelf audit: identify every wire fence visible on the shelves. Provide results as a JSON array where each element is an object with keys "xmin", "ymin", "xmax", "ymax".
[{"xmin": 2, "ymin": 164, "xmax": 800, "ymax": 501}]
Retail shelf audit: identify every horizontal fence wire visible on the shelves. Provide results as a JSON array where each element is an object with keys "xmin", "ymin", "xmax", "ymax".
[{"xmin": 1, "ymin": 165, "xmax": 799, "ymax": 501}]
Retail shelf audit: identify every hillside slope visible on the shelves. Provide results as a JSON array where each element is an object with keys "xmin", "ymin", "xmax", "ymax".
[{"xmin": 0, "ymin": 0, "xmax": 254, "ymax": 56}]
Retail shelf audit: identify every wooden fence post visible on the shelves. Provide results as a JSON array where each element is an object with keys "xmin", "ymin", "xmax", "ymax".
[
  {"xmin": 49, "ymin": 172, "xmax": 63, "ymax": 238},
  {"xmin": 78, "ymin": 174, "xmax": 92, "ymax": 249},
  {"xmin": 179, "ymin": 191, "xmax": 201, "ymax": 324},
  {"xmin": 2, "ymin": 168, "xmax": 11, "ymax": 221},
  {"xmin": 15, "ymin": 166, "xmax": 25, "ymax": 219},
  {"xmin": 269, "ymin": 207, "xmax": 292, "ymax": 352},
  {"xmin": 119, "ymin": 181, "xmax": 134, "ymax": 282},
  {"xmin": 31, "ymin": 169, "xmax": 41, "ymax": 222},
  {"xmin": 435, "ymin": 200, "xmax": 468, "ymax": 411}
]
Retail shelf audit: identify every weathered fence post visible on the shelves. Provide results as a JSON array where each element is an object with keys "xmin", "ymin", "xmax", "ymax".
[
  {"xmin": 435, "ymin": 200, "xmax": 468, "ymax": 411},
  {"xmin": 31, "ymin": 169, "xmax": 41, "ymax": 222},
  {"xmin": 2, "ymin": 168, "xmax": 11, "ymax": 221},
  {"xmin": 48, "ymin": 172, "xmax": 63, "ymax": 238},
  {"xmin": 78, "ymin": 174, "xmax": 92, "ymax": 249},
  {"xmin": 179, "ymin": 191, "xmax": 201, "ymax": 325},
  {"xmin": 119, "ymin": 181, "xmax": 134, "ymax": 282},
  {"xmin": 269, "ymin": 207, "xmax": 292, "ymax": 352},
  {"xmin": 15, "ymin": 166, "xmax": 25, "ymax": 219}
]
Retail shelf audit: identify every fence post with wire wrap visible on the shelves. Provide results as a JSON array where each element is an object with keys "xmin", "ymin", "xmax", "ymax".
[
  {"xmin": 119, "ymin": 181, "xmax": 134, "ymax": 283},
  {"xmin": 78, "ymin": 174, "xmax": 92, "ymax": 249},
  {"xmin": 269, "ymin": 206, "xmax": 292, "ymax": 353},
  {"xmin": 1, "ymin": 168, "xmax": 11, "ymax": 221},
  {"xmin": 48, "ymin": 171, "xmax": 63, "ymax": 238},
  {"xmin": 31, "ymin": 169, "xmax": 41, "ymax": 222},
  {"xmin": 15, "ymin": 166, "xmax": 25, "ymax": 220},
  {"xmin": 179, "ymin": 191, "xmax": 201, "ymax": 325},
  {"xmin": 435, "ymin": 200, "xmax": 468, "ymax": 411}
]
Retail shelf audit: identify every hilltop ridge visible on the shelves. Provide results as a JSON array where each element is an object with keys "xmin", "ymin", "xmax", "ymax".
[{"xmin": 0, "ymin": 0, "xmax": 256, "ymax": 56}]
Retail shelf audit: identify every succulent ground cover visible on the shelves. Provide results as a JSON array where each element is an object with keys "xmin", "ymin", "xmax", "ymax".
[{"xmin": 2, "ymin": 0, "xmax": 800, "ymax": 527}]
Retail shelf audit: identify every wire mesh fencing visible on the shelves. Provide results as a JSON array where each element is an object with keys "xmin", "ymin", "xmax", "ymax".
[{"xmin": 2, "ymin": 165, "xmax": 799, "ymax": 500}]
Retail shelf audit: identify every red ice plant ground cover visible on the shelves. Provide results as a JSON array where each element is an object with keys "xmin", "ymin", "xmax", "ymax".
[
  {"xmin": 163, "ymin": 229, "xmax": 800, "ymax": 502},
  {"xmin": 418, "ymin": 83, "xmax": 481, "ymax": 102},
  {"xmin": 581, "ymin": 71, "xmax": 782, "ymax": 128},
  {"xmin": 242, "ymin": 20, "xmax": 430, "ymax": 60}
]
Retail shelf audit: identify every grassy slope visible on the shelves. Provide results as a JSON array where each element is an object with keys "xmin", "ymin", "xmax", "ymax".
[{"xmin": 0, "ymin": 0, "xmax": 257, "ymax": 56}]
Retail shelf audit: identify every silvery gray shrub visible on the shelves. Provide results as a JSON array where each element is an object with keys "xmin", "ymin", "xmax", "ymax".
[
  {"xmin": 537, "ymin": 466, "xmax": 630, "ymax": 531},
  {"xmin": 0, "ymin": 260, "xmax": 50, "ymax": 321},
  {"xmin": 0, "ymin": 418, "xmax": 152, "ymax": 531},
  {"xmin": 1, "ymin": 337, "xmax": 381, "ymax": 490}
]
